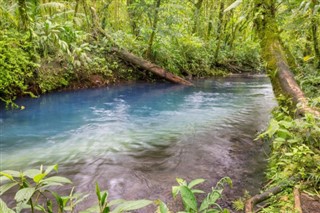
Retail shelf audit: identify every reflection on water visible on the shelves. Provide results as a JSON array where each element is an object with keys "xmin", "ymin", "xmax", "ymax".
[{"xmin": 0, "ymin": 76, "xmax": 276, "ymax": 210}]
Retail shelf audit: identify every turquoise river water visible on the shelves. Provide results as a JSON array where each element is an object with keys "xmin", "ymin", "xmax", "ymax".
[{"xmin": 0, "ymin": 76, "xmax": 277, "ymax": 211}]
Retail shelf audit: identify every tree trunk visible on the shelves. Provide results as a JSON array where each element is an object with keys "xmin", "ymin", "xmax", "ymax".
[
  {"xmin": 146, "ymin": 0, "xmax": 161, "ymax": 59},
  {"xmin": 214, "ymin": 0, "xmax": 224, "ymax": 62},
  {"xmin": 254, "ymin": 0, "xmax": 320, "ymax": 116},
  {"xmin": 73, "ymin": 0, "xmax": 80, "ymax": 24},
  {"xmin": 113, "ymin": 48, "xmax": 193, "ymax": 85},
  {"xmin": 90, "ymin": 7, "xmax": 193, "ymax": 86},
  {"xmin": 127, "ymin": 0, "xmax": 139, "ymax": 36},
  {"xmin": 192, "ymin": 0, "xmax": 204, "ymax": 35},
  {"xmin": 18, "ymin": 0, "xmax": 29, "ymax": 31}
]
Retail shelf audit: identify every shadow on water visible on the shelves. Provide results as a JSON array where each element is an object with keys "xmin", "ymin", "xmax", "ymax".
[{"xmin": 0, "ymin": 76, "xmax": 276, "ymax": 211}]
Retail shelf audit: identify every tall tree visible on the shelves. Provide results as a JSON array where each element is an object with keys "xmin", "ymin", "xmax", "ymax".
[
  {"xmin": 254, "ymin": 0, "xmax": 319, "ymax": 116},
  {"xmin": 18, "ymin": 0, "xmax": 29, "ymax": 31},
  {"xmin": 146, "ymin": 0, "xmax": 161, "ymax": 59}
]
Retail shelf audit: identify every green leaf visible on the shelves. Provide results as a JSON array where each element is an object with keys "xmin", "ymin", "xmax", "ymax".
[
  {"xmin": 188, "ymin": 178, "xmax": 205, "ymax": 189},
  {"xmin": 111, "ymin": 200, "xmax": 153, "ymax": 213},
  {"xmin": 15, "ymin": 187, "xmax": 36, "ymax": 203},
  {"xmin": 108, "ymin": 199, "xmax": 125, "ymax": 206},
  {"xmin": 224, "ymin": 0, "xmax": 242, "ymax": 12},
  {"xmin": 101, "ymin": 191, "xmax": 108, "ymax": 206},
  {"xmin": 0, "ymin": 182, "xmax": 18, "ymax": 196},
  {"xmin": 45, "ymin": 164, "xmax": 59, "ymax": 175},
  {"xmin": 180, "ymin": 186, "xmax": 197, "ymax": 211},
  {"xmin": 191, "ymin": 189, "xmax": 205, "ymax": 194},
  {"xmin": 155, "ymin": 200, "xmax": 170, "ymax": 213},
  {"xmin": 172, "ymin": 186, "xmax": 180, "ymax": 199},
  {"xmin": 24, "ymin": 169, "xmax": 41, "ymax": 179},
  {"xmin": 176, "ymin": 178, "xmax": 187, "ymax": 186},
  {"xmin": 208, "ymin": 191, "xmax": 222, "ymax": 205},
  {"xmin": 33, "ymin": 173, "xmax": 46, "ymax": 183},
  {"xmin": 0, "ymin": 198, "xmax": 15, "ymax": 213},
  {"xmin": 42, "ymin": 176, "xmax": 72, "ymax": 184},
  {"xmin": 95, "ymin": 182, "xmax": 101, "ymax": 201},
  {"xmin": 199, "ymin": 195, "xmax": 209, "ymax": 212},
  {"xmin": 1, "ymin": 170, "xmax": 21, "ymax": 177},
  {"xmin": 0, "ymin": 171, "xmax": 18, "ymax": 180}
]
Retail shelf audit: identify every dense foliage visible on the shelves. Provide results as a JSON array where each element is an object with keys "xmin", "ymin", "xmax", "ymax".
[
  {"xmin": 1, "ymin": 0, "xmax": 320, "ymax": 212},
  {"xmin": 0, "ymin": 165, "xmax": 232, "ymax": 213}
]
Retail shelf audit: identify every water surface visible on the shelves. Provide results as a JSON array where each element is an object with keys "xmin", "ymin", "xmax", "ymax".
[{"xmin": 0, "ymin": 76, "xmax": 276, "ymax": 210}]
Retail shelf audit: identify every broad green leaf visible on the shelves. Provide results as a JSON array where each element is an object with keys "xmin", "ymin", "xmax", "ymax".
[
  {"xmin": 155, "ymin": 200, "xmax": 170, "ymax": 213},
  {"xmin": 0, "ymin": 182, "xmax": 18, "ymax": 196},
  {"xmin": 111, "ymin": 199, "xmax": 153, "ymax": 213},
  {"xmin": 42, "ymin": 176, "xmax": 72, "ymax": 184},
  {"xmin": 24, "ymin": 169, "xmax": 41, "ymax": 179},
  {"xmin": 180, "ymin": 186, "xmax": 197, "ymax": 211},
  {"xmin": 0, "ymin": 170, "xmax": 20, "ymax": 180},
  {"xmin": 0, "ymin": 198, "xmax": 15, "ymax": 213},
  {"xmin": 15, "ymin": 187, "xmax": 36, "ymax": 203},
  {"xmin": 208, "ymin": 191, "xmax": 222, "ymax": 205},
  {"xmin": 224, "ymin": 0, "xmax": 242, "ymax": 12},
  {"xmin": 278, "ymin": 120, "xmax": 293, "ymax": 129},
  {"xmin": 38, "ymin": 182, "xmax": 63, "ymax": 190},
  {"xmin": 108, "ymin": 199, "xmax": 125, "ymax": 206},
  {"xmin": 33, "ymin": 173, "xmax": 46, "ymax": 183},
  {"xmin": 45, "ymin": 164, "xmax": 59, "ymax": 175},
  {"xmin": 188, "ymin": 178, "xmax": 205, "ymax": 189},
  {"xmin": 199, "ymin": 195, "xmax": 209, "ymax": 212}
]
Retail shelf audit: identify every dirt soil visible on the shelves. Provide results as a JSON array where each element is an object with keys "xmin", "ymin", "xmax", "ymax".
[{"xmin": 301, "ymin": 193, "xmax": 320, "ymax": 213}]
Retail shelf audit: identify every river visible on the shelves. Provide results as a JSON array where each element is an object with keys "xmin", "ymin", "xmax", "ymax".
[{"xmin": 0, "ymin": 76, "xmax": 276, "ymax": 211}]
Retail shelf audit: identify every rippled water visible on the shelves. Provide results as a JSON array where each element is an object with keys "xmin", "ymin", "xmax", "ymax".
[{"xmin": 1, "ymin": 76, "xmax": 276, "ymax": 210}]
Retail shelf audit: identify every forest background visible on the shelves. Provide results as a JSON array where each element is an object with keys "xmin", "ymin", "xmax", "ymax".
[{"xmin": 0, "ymin": 0, "xmax": 320, "ymax": 212}]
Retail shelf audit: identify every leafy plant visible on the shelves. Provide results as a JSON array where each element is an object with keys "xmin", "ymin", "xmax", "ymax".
[
  {"xmin": 82, "ymin": 183, "xmax": 153, "ymax": 213},
  {"xmin": 0, "ymin": 31, "xmax": 38, "ymax": 108},
  {"xmin": 172, "ymin": 177, "xmax": 232, "ymax": 213},
  {"xmin": 0, "ymin": 164, "xmax": 80, "ymax": 213}
]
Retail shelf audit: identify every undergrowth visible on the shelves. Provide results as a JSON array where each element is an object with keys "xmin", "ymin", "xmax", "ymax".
[
  {"xmin": 0, "ymin": 165, "xmax": 232, "ymax": 213},
  {"xmin": 254, "ymin": 94, "xmax": 320, "ymax": 212}
]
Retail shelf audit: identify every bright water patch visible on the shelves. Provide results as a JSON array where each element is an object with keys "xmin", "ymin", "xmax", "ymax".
[
  {"xmin": 1, "ymin": 77, "xmax": 271, "ymax": 168},
  {"xmin": 1, "ymin": 76, "xmax": 276, "ymax": 209}
]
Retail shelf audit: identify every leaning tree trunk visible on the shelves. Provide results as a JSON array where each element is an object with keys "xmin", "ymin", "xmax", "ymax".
[
  {"xmin": 254, "ymin": 0, "xmax": 320, "ymax": 117},
  {"xmin": 113, "ymin": 49, "xmax": 193, "ymax": 85},
  {"xmin": 89, "ymin": 7, "xmax": 193, "ymax": 86}
]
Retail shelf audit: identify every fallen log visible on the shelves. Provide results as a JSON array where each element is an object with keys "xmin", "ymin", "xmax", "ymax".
[
  {"xmin": 89, "ymin": 7, "xmax": 193, "ymax": 86},
  {"xmin": 111, "ymin": 48, "xmax": 193, "ymax": 85},
  {"xmin": 245, "ymin": 176, "xmax": 298, "ymax": 213},
  {"xmin": 245, "ymin": 184, "xmax": 284, "ymax": 213}
]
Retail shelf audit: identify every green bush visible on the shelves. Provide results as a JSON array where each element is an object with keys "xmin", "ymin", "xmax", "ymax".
[{"xmin": 0, "ymin": 31, "xmax": 38, "ymax": 108}]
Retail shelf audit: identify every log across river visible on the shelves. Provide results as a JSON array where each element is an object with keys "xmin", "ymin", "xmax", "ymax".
[{"xmin": 1, "ymin": 76, "xmax": 277, "ymax": 211}]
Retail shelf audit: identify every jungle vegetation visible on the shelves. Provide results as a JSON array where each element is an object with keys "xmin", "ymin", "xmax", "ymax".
[{"xmin": 0, "ymin": 0, "xmax": 320, "ymax": 212}]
